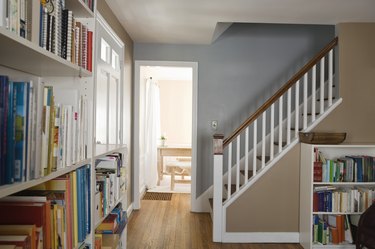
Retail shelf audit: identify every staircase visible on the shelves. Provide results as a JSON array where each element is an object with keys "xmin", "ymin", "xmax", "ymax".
[{"xmin": 211, "ymin": 37, "xmax": 341, "ymax": 242}]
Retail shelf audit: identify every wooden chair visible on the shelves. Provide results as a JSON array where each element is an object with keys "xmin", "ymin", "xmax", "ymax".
[{"xmin": 356, "ymin": 202, "xmax": 375, "ymax": 249}]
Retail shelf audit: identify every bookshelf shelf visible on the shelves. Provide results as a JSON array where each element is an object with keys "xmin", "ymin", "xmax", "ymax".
[
  {"xmin": 0, "ymin": 159, "xmax": 91, "ymax": 199},
  {"xmin": 313, "ymin": 182, "xmax": 375, "ymax": 186},
  {"xmin": 0, "ymin": 28, "xmax": 90, "ymax": 77},
  {"xmin": 312, "ymin": 212, "xmax": 363, "ymax": 215},
  {"xmin": 95, "ymin": 144, "xmax": 127, "ymax": 158},
  {"xmin": 312, "ymin": 244, "xmax": 355, "ymax": 249},
  {"xmin": 300, "ymin": 144, "xmax": 375, "ymax": 249}
]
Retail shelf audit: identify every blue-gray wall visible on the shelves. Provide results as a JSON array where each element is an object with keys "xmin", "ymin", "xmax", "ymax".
[{"xmin": 134, "ymin": 23, "xmax": 335, "ymax": 197}]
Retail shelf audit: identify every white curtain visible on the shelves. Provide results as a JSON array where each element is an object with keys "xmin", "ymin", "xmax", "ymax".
[{"xmin": 144, "ymin": 78, "xmax": 161, "ymax": 189}]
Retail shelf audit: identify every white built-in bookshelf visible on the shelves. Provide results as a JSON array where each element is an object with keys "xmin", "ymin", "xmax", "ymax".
[
  {"xmin": 300, "ymin": 144, "xmax": 375, "ymax": 249},
  {"xmin": 0, "ymin": 0, "xmax": 128, "ymax": 248}
]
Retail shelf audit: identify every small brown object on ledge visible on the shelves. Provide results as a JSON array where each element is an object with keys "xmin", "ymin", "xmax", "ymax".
[{"xmin": 299, "ymin": 132, "xmax": 346, "ymax": 144}]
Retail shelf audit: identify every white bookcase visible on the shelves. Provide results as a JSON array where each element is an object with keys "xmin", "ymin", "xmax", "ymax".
[
  {"xmin": 0, "ymin": 0, "xmax": 128, "ymax": 248},
  {"xmin": 300, "ymin": 143, "xmax": 375, "ymax": 249}
]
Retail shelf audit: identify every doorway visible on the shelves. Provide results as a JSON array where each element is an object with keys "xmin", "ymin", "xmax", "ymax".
[{"xmin": 134, "ymin": 61, "xmax": 198, "ymax": 210}]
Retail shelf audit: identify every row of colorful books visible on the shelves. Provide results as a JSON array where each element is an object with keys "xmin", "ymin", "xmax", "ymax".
[
  {"xmin": 39, "ymin": 0, "xmax": 93, "ymax": 71},
  {"xmin": 95, "ymin": 153, "xmax": 126, "ymax": 223},
  {"xmin": 313, "ymin": 214, "xmax": 353, "ymax": 245},
  {"xmin": 0, "ymin": 75, "xmax": 89, "ymax": 186},
  {"xmin": 95, "ymin": 203, "xmax": 127, "ymax": 234},
  {"xmin": 0, "ymin": 0, "xmax": 33, "ymax": 40},
  {"xmin": 313, "ymin": 186, "xmax": 375, "ymax": 213},
  {"xmin": 314, "ymin": 154, "xmax": 375, "ymax": 183},
  {"xmin": 0, "ymin": 165, "xmax": 91, "ymax": 249},
  {"xmin": 95, "ymin": 203, "xmax": 127, "ymax": 249}
]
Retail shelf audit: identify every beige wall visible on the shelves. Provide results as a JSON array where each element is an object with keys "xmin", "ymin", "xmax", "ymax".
[
  {"xmin": 227, "ymin": 146, "xmax": 300, "ymax": 232},
  {"xmin": 226, "ymin": 23, "xmax": 375, "ymax": 232},
  {"xmin": 314, "ymin": 23, "xmax": 375, "ymax": 141},
  {"xmin": 159, "ymin": 80, "xmax": 192, "ymax": 146},
  {"xmin": 98, "ymin": 1, "xmax": 134, "ymax": 206}
]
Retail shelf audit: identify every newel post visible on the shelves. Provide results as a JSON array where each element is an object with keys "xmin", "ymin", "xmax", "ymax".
[{"xmin": 213, "ymin": 134, "xmax": 224, "ymax": 242}]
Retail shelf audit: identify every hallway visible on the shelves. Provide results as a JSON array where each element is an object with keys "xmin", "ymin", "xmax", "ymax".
[{"xmin": 127, "ymin": 194, "xmax": 303, "ymax": 249}]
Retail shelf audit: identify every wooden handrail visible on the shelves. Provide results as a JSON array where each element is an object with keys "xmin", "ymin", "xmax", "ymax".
[{"xmin": 223, "ymin": 37, "xmax": 338, "ymax": 148}]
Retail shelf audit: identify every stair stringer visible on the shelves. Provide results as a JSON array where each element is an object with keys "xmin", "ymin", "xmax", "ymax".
[{"xmin": 220, "ymin": 97, "xmax": 342, "ymax": 243}]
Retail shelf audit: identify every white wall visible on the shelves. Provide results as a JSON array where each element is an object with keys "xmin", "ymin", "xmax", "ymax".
[{"xmin": 159, "ymin": 79, "xmax": 192, "ymax": 146}]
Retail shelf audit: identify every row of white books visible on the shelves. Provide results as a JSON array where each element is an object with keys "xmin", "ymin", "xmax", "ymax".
[
  {"xmin": 0, "ymin": 0, "xmax": 32, "ymax": 40},
  {"xmin": 0, "ymin": 74, "xmax": 90, "ymax": 185},
  {"xmin": 314, "ymin": 186, "xmax": 375, "ymax": 213}
]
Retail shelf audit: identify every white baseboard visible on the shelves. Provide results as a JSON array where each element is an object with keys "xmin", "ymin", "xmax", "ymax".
[
  {"xmin": 222, "ymin": 232, "xmax": 300, "ymax": 243},
  {"xmin": 140, "ymin": 184, "xmax": 146, "ymax": 198},
  {"xmin": 191, "ymin": 186, "xmax": 213, "ymax": 213},
  {"xmin": 127, "ymin": 203, "xmax": 133, "ymax": 217}
]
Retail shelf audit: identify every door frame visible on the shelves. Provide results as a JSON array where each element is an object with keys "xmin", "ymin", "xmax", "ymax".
[{"xmin": 133, "ymin": 60, "xmax": 198, "ymax": 211}]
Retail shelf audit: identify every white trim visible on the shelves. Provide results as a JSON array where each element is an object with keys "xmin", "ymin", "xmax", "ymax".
[
  {"xmin": 222, "ymin": 232, "xmax": 300, "ymax": 243},
  {"xmin": 222, "ymin": 97, "xmax": 343, "ymax": 209},
  {"xmin": 134, "ymin": 60, "xmax": 198, "ymax": 211},
  {"xmin": 97, "ymin": 13, "xmax": 124, "ymax": 47},
  {"xmin": 127, "ymin": 203, "xmax": 133, "ymax": 217},
  {"xmin": 139, "ymin": 184, "xmax": 146, "ymax": 199},
  {"xmin": 213, "ymin": 155, "xmax": 223, "ymax": 242}
]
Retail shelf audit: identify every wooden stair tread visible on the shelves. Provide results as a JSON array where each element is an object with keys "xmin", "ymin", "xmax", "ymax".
[
  {"xmin": 317, "ymin": 97, "xmax": 336, "ymax": 101},
  {"xmin": 256, "ymin": 155, "xmax": 270, "ymax": 163},
  {"xmin": 274, "ymin": 141, "xmax": 287, "ymax": 147},
  {"xmin": 224, "ymin": 184, "xmax": 237, "ymax": 195},
  {"xmin": 290, "ymin": 127, "xmax": 303, "ymax": 131},
  {"xmin": 240, "ymin": 170, "xmax": 254, "ymax": 179},
  {"xmin": 209, "ymin": 198, "xmax": 226, "ymax": 210},
  {"xmin": 302, "ymin": 112, "xmax": 320, "ymax": 116}
]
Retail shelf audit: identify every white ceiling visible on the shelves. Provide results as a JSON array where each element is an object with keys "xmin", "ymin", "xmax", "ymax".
[{"xmin": 105, "ymin": 0, "xmax": 375, "ymax": 44}]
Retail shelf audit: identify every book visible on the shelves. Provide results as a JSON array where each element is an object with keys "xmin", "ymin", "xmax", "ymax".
[
  {"xmin": 0, "ymin": 75, "xmax": 9, "ymax": 186},
  {"xmin": 0, "ymin": 0, "xmax": 6, "ymax": 27},
  {"xmin": 0, "ymin": 225, "xmax": 36, "ymax": 249},
  {"xmin": 0, "ymin": 235, "xmax": 31, "ymax": 249},
  {"xmin": 13, "ymin": 82, "xmax": 28, "ymax": 182},
  {"xmin": 0, "ymin": 201, "xmax": 51, "ymax": 249},
  {"xmin": 314, "ymin": 161, "xmax": 323, "ymax": 182},
  {"xmin": 87, "ymin": 31, "xmax": 93, "ymax": 72},
  {"xmin": 6, "ymin": 81, "xmax": 16, "ymax": 184},
  {"xmin": 8, "ymin": 0, "xmax": 20, "ymax": 35}
]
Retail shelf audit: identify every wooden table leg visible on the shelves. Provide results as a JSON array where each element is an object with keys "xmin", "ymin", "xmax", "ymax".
[
  {"xmin": 171, "ymin": 166, "xmax": 175, "ymax": 191},
  {"xmin": 157, "ymin": 149, "xmax": 162, "ymax": 186}
]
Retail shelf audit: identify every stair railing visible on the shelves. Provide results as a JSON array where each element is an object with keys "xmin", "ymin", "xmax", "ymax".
[{"xmin": 212, "ymin": 37, "xmax": 338, "ymax": 242}]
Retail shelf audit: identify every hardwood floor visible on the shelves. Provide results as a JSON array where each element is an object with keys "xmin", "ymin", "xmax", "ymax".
[{"xmin": 127, "ymin": 193, "xmax": 303, "ymax": 249}]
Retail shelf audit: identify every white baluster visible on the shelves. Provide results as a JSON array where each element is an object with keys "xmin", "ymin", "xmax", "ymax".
[
  {"xmin": 253, "ymin": 120, "xmax": 257, "ymax": 176},
  {"xmin": 328, "ymin": 49, "xmax": 333, "ymax": 106},
  {"xmin": 303, "ymin": 73, "xmax": 308, "ymax": 129},
  {"xmin": 295, "ymin": 80, "xmax": 300, "ymax": 138},
  {"xmin": 320, "ymin": 58, "xmax": 325, "ymax": 114},
  {"xmin": 236, "ymin": 136, "xmax": 240, "ymax": 192},
  {"xmin": 312, "ymin": 65, "xmax": 316, "ymax": 122},
  {"xmin": 262, "ymin": 112, "xmax": 266, "ymax": 168},
  {"xmin": 227, "ymin": 143, "xmax": 232, "ymax": 200},
  {"xmin": 287, "ymin": 88, "xmax": 291, "ymax": 145},
  {"xmin": 270, "ymin": 104, "xmax": 274, "ymax": 160},
  {"xmin": 278, "ymin": 96, "xmax": 283, "ymax": 153},
  {"xmin": 245, "ymin": 127, "xmax": 249, "ymax": 183}
]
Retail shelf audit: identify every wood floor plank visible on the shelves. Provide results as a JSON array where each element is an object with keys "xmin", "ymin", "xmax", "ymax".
[{"xmin": 127, "ymin": 193, "xmax": 303, "ymax": 249}]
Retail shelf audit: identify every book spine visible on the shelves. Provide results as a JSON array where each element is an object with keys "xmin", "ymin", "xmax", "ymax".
[{"xmin": 6, "ymin": 81, "xmax": 16, "ymax": 184}]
